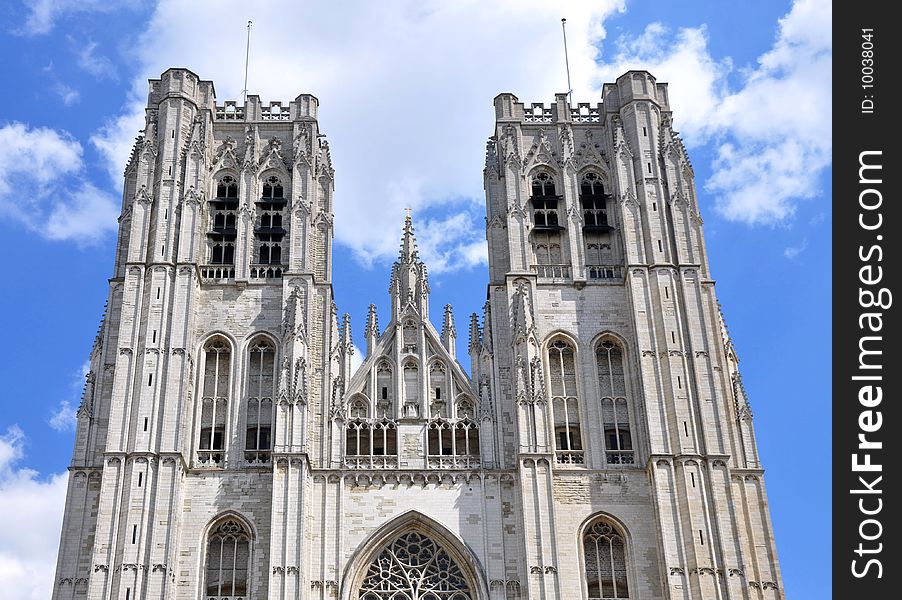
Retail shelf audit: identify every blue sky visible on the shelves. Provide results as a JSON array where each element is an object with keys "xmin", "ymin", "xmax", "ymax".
[{"xmin": 0, "ymin": 1, "xmax": 831, "ymax": 598}]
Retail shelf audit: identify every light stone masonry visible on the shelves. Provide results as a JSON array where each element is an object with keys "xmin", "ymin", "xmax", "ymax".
[{"xmin": 52, "ymin": 68, "xmax": 784, "ymax": 600}]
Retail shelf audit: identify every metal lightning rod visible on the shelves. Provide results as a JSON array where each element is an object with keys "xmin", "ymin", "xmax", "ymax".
[
  {"xmin": 561, "ymin": 18, "xmax": 573, "ymax": 104},
  {"xmin": 243, "ymin": 20, "xmax": 253, "ymax": 105}
]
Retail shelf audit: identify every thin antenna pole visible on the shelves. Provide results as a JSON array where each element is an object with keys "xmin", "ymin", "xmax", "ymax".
[
  {"xmin": 243, "ymin": 20, "xmax": 253, "ymax": 105},
  {"xmin": 561, "ymin": 18, "xmax": 573, "ymax": 104}
]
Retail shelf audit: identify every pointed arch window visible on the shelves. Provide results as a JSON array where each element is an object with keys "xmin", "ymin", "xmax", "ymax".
[
  {"xmin": 205, "ymin": 519, "xmax": 251, "ymax": 598},
  {"xmin": 245, "ymin": 338, "xmax": 276, "ymax": 465},
  {"xmin": 530, "ymin": 172, "xmax": 561, "ymax": 229},
  {"xmin": 358, "ymin": 531, "xmax": 473, "ymax": 599},
  {"xmin": 580, "ymin": 172, "xmax": 610, "ymax": 228},
  {"xmin": 255, "ymin": 175, "xmax": 287, "ymax": 267},
  {"xmin": 596, "ymin": 339, "xmax": 634, "ymax": 465},
  {"xmin": 209, "ymin": 176, "xmax": 238, "ymax": 265},
  {"xmin": 376, "ymin": 362, "xmax": 393, "ymax": 418},
  {"xmin": 198, "ymin": 337, "xmax": 231, "ymax": 467},
  {"xmin": 549, "ymin": 339, "xmax": 583, "ymax": 465},
  {"xmin": 402, "ymin": 361, "xmax": 419, "ymax": 418},
  {"xmin": 583, "ymin": 518, "xmax": 629, "ymax": 599},
  {"xmin": 429, "ymin": 362, "xmax": 447, "ymax": 418}
]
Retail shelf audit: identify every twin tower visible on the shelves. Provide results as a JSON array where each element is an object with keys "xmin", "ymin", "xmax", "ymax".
[{"xmin": 53, "ymin": 68, "xmax": 784, "ymax": 600}]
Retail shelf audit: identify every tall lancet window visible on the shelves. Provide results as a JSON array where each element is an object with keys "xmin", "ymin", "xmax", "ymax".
[
  {"xmin": 530, "ymin": 172, "xmax": 560, "ymax": 227},
  {"xmin": 199, "ymin": 337, "xmax": 231, "ymax": 467},
  {"xmin": 376, "ymin": 362, "xmax": 393, "ymax": 418},
  {"xmin": 205, "ymin": 519, "xmax": 251, "ymax": 598},
  {"xmin": 209, "ymin": 176, "xmax": 238, "ymax": 265},
  {"xmin": 548, "ymin": 339, "xmax": 583, "ymax": 465},
  {"xmin": 530, "ymin": 171, "xmax": 568, "ymax": 279},
  {"xmin": 596, "ymin": 339, "xmax": 634, "ymax": 465},
  {"xmin": 429, "ymin": 361, "xmax": 447, "ymax": 418},
  {"xmin": 580, "ymin": 172, "xmax": 609, "ymax": 227},
  {"xmin": 403, "ymin": 360, "xmax": 419, "ymax": 418},
  {"xmin": 245, "ymin": 338, "xmax": 276, "ymax": 465},
  {"xmin": 254, "ymin": 176, "xmax": 286, "ymax": 269},
  {"xmin": 582, "ymin": 517, "xmax": 630, "ymax": 599}
]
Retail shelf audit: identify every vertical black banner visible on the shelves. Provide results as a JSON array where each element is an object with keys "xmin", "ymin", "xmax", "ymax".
[{"xmin": 835, "ymin": 1, "xmax": 901, "ymax": 595}]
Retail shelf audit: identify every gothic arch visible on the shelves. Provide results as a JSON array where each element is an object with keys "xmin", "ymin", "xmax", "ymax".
[
  {"xmin": 240, "ymin": 330, "xmax": 280, "ymax": 354},
  {"xmin": 197, "ymin": 511, "xmax": 258, "ymax": 600},
  {"xmin": 340, "ymin": 510, "xmax": 489, "ymax": 600},
  {"xmin": 576, "ymin": 512, "xmax": 635, "ymax": 600}
]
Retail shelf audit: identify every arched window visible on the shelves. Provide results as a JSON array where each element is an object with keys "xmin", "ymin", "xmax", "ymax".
[
  {"xmin": 583, "ymin": 518, "xmax": 629, "ymax": 599},
  {"xmin": 210, "ymin": 176, "xmax": 238, "ymax": 265},
  {"xmin": 358, "ymin": 531, "xmax": 473, "ymax": 599},
  {"xmin": 376, "ymin": 362, "xmax": 393, "ymax": 418},
  {"xmin": 548, "ymin": 339, "xmax": 583, "ymax": 465},
  {"xmin": 245, "ymin": 338, "xmax": 275, "ymax": 465},
  {"xmin": 402, "ymin": 319, "xmax": 417, "ymax": 353},
  {"xmin": 199, "ymin": 337, "xmax": 231, "ymax": 467},
  {"xmin": 429, "ymin": 362, "xmax": 447, "ymax": 418},
  {"xmin": 455, "ymin": 397, "xmax": 474, "ymax": 420},
  {"xmin": 255, "ymin": 175, "xmax": 287, "ymax": 268},
  {"xmin": 580, "ymin": 172, "xmax": 609, "ymax": 227},
  {"xmin": 402, "ymin": 361, "xmax": 419, "ymax": 418},
  {"xmin": 530, "ymin": 172, "xmax": 560, "ymax": 228},
  {"xmin": 345, "ymin": 418, "xmax": 397, "ymax": 469},
  {"xmin": 427, "ymin": 417, "xmax": 479, "ymax": 469},
  {"xmin": 596, "ymin": 339, "xmax": 634, "ymax": 465},
  {"xmin": 205, "ymin": 519, "xmax": 251, "ymax": 598},
  {"xmin": 349, "ymin": 397, "xmax": 369, "ymax": 419}
]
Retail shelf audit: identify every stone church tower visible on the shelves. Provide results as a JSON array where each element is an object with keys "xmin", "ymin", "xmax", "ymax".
[{"xmin": 53, "ymin": 68, "xmax": 784, "ymax": 600}]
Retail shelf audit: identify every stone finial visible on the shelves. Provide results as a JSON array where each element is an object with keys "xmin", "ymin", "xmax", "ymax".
[
  {"xmin": 441, "ymin": 304, "xmax": 456, "ymax": 356},
  {"xmin": 365, "ymin": 304, "xmax": 379, "ymax": 356}
]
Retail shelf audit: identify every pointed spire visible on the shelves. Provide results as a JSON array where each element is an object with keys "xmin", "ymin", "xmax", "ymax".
[
  {"xmin": 441, "ymin": 304, "xmax": 457, "ymax": 356},
  {"xmin": 365, "ymin": 304, "xmax": 379, "ymax": 356},
  {"xmin": 468, "ymin": 313, "xmax": 481, "ymax": 355},
  {"xmin": 340, "ymin": 313, "xmax": 354, "ymax": 379},
  {"xmin": 399, "ymin": 210, "xmax": 418, "ymax": 263},
  {"xmin": 389, "ymin": 213, "xmax": 430, "ymax": 319}
]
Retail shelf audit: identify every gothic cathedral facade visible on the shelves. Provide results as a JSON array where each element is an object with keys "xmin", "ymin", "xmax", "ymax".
[{"xmin": 53, "ymin": 68, "xmax": 784, "ymax": 600}]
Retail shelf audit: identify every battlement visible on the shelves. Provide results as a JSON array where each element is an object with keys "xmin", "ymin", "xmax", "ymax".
[
  {"xmin": 493, "ymin": 70, "xmax": 670, "ymax": 124},
  {"xmin": 147, "ymin": 68, "xmax": 319, "ymax": 121},
  {"xmin": 214, "ymin": 93, "xmax": 319, "ymax": 122}
]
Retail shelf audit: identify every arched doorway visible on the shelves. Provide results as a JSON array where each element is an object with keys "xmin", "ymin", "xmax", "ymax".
[{"xmin": 343, "ymin": 511, "xmax": 487, "ymax": 600}]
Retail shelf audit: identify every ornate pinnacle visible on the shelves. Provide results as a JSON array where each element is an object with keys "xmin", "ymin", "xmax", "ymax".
[{"xmin": 468, "ymin": 313, "xmax": 481, "ymax": 354}]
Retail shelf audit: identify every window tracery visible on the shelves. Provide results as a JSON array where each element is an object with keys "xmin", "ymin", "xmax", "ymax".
[
  {"xmin": 549, "ymin": 339, "xmax": 583, "ymax": 465},
  {"xmin": 209, "ymin": 176, "xmax": 238, "ymax": 265},
  {"xmin": 429, "ymin": 362, "xmax": 447, "ymax": 418},
  {"xmin": 245, "ymin": 338, "xmax": 275, "ymax": 465},
  {"xmin": 596, "ymin": 339, "xmax": 634, "ymax": 465},
  {"xmin": 426, "ymin": 418, "xmax": 480, "ymax": 469},
  {"xmin": 376, "ymin": 362, "xmax": 393, "ymax": 418},
  {"xmin": 345, "ymin": 418, "xmax": 398, "ymax": 469},
  {"xmin": 205, "ymin": 519, "xmax": 251, "ymax": 598},
  {"xmin": 530, "ymin": 172, "xmax": 560, "ymax": 228},
  {"xmin": 255, "ymin": 176, "xmax": 287, "ymax": 268},
  {"xmin": 583, "ymin": 518, "xmax": 629, "ymax": 599},
  {"xmin": 358, "ymin": 532, "xmax": 472, "ymax": 599},
  {"xmin": 198, "ymin": 337, "xmax": 231, "ymax": 467}
]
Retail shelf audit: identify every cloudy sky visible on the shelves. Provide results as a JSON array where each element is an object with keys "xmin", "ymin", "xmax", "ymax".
[{"xmin": 0, "ymin": 1, "xmax": 831, "ymax": 598}]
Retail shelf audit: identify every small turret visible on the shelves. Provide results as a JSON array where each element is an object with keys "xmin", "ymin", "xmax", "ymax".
[{"xmin": 389, "ymin": 214, "xmax": 430, "ymax": 319}]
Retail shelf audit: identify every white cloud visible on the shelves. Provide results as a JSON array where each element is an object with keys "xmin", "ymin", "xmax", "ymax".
[
  {"xmin": 52, "ymin": 83, "xmax": 80, "ymax": 106},
  {"xmin": 18, "ymin": 0, "xmax": 142, "ymax": 36},
  {"xmin": 593, "ymin": 0, "xmax": 832, "ymax": 225},
  {"xmin": 784, "ymin": 239, "xmax": 808, "ymax": 259},
  {"xmin": 0, "ymin": 427, "xmax": 68, "ymax": 600},
  {"xmin": 0, "ymin": 123, "xmax": 119, "ymax": 244},
  {"xmin": 76, "ymin": 40, "xmax": 119, "ymax": 80},
  {"xmin": 91, "ymin": 0, "xmax": 626, "ymax": 270},
  {"xmin": 49, "ymin": 402, "xmax": 77, "ymax": 432}
]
